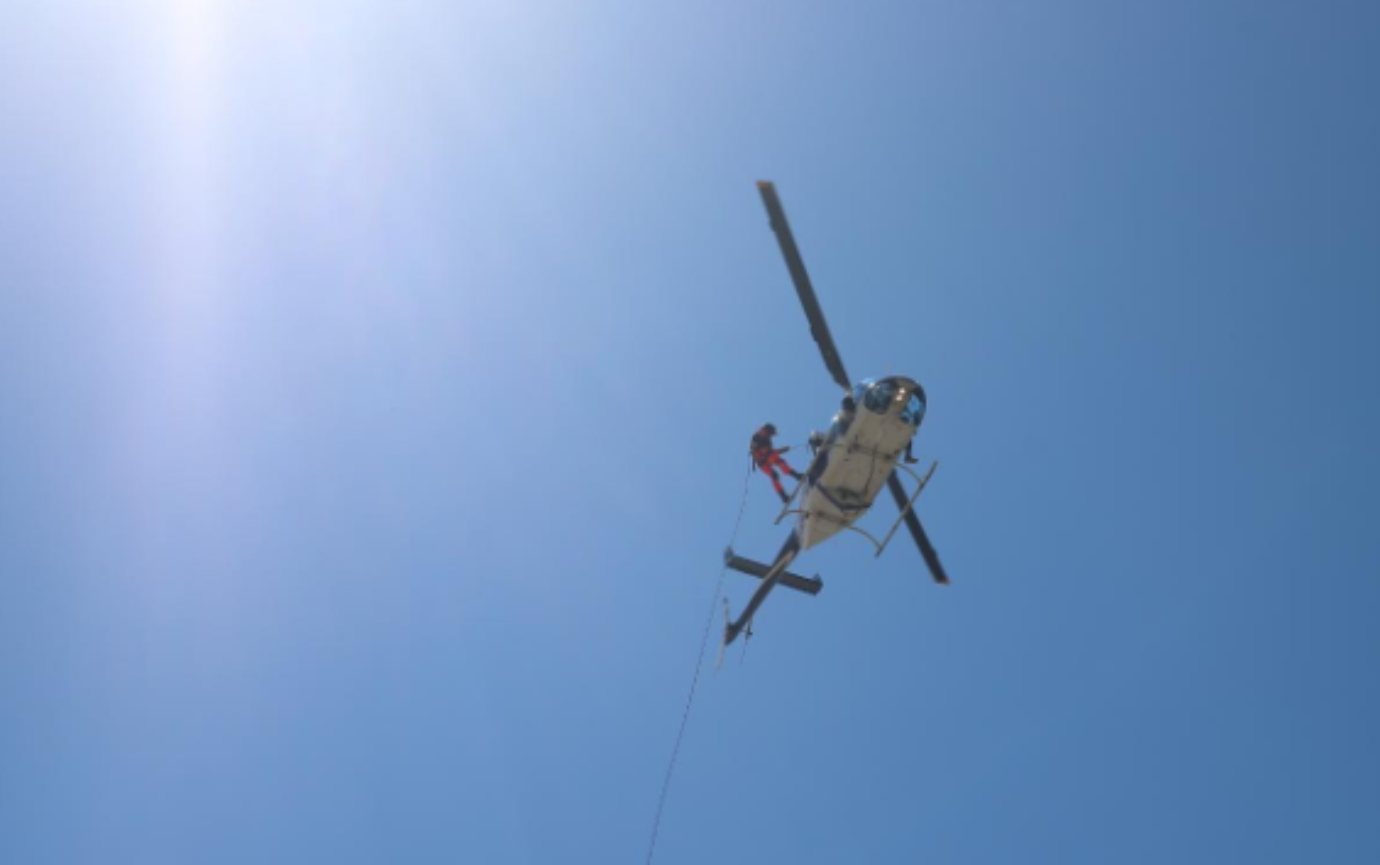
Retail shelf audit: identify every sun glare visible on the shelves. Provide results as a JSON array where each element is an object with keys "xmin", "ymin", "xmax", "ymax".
[
  {"xmin": 113, "ymin": 0, "xmax": 238, "ymax": 588},
  {"xmin": 133, "ymin": 0, "xmax": 234, "ymax": 408}
]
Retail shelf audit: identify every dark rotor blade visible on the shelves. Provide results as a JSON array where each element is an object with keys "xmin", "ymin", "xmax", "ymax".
[
  {"xmin": 757, "ymin": 181, "xmax": 852, "ymax": 392},
  {"xmin": 886, "ymin": 473, "xmax": 950, "ymax": 585}
]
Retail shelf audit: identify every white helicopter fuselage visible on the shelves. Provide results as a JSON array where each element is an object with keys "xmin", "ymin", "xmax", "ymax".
[{"xmin": 793, "ymin": 376, "xmax": 926, "ymax": 550}]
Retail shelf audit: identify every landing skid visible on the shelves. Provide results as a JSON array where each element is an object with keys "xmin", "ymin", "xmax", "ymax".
[
  {"xmin": 866, "ymin": 460, "xmax": 937, "ymax": 556},
  {"xmin": 771, "ymin": 460, "xmax": 938, "ymax": 558}
]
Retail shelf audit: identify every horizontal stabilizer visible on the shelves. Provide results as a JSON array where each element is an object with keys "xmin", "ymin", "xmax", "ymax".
[{"xmin": 723, "ymin": 547, "xmax": 823, "ymax": 596}]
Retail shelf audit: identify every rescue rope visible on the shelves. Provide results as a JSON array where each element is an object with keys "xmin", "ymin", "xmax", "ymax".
[{"xmin": 644, "ymin": 463, "xmax": 755, "ymax": 865}]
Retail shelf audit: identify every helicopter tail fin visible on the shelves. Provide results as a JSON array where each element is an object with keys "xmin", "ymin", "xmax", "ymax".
[{"xmin": 717, "ymin": 598, "xmax": 733, "ymax": 669}]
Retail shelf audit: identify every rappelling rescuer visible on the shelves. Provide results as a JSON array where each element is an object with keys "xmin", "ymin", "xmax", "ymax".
[{"xmin": 750, "ymin": 423, "xmax": 802, "ymax": 504}]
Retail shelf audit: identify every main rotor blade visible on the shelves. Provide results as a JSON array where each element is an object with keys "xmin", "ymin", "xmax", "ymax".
[
  {"xmin": 757, "ymin": 181, "xmax": 852, "ymax": 393},
  {"xmin": 886, "ymin": 473, "xmax": 950, "ymax": 585}
]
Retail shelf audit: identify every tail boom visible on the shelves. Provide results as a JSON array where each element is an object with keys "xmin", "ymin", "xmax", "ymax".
[{"xmin": 723, "ymin": 533, "xmax": 803, "ymax": 647}]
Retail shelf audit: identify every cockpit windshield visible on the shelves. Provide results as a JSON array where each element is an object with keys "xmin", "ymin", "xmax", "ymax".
[
  {"xmin": 862, "ymin": 379, "xmax": 898, "ymax": 414},
  {"xmin": 858, "ymin": 377, "xmax": 927, "ymax": 426}
]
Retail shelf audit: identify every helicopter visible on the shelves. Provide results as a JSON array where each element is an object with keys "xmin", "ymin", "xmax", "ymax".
[{"xmin": 722, "ymin": 181, "xmax": 951, "ymax": 648}]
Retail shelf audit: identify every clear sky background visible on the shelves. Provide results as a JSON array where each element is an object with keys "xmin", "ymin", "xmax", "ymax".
[{"xmin": 2, "ymin": 1, "xmax": 1378, "ymax": 863}]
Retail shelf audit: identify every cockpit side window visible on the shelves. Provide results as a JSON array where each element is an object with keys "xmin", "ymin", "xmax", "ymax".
[{"xmin": 902, "ymin": 392, "xmax": 926, "ymax": 426}]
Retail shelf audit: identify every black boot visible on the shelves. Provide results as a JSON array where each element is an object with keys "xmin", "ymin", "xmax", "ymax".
[{"xmin": 778, "ymin": 490, "xmax": 790, "ymax": 504}]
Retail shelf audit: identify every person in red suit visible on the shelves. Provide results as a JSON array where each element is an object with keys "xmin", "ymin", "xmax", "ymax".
[{"xmin": 749, "ymin": 423, "xmax": 801, "ymax": 504}]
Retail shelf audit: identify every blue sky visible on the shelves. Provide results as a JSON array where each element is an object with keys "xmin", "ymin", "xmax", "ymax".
[{"xmin": 2, "ymin": 1, "xmax": 1378, "ymax": 863}]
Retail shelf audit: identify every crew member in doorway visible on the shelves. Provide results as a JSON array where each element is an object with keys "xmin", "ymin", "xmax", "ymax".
[
  {"xmin": 836, "ymin": 395, "xmax": 857, "ymax": 433},
  {"xmin": 750, "ymin": 423, "xmax": 802, "ymax": 504}
]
